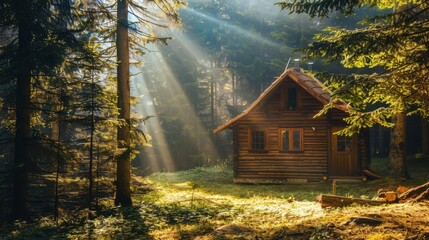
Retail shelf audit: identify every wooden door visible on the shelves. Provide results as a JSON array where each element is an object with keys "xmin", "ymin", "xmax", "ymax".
[{"xmin": 330, "ymin": 127, "xmax": 358, "ymax": 176}]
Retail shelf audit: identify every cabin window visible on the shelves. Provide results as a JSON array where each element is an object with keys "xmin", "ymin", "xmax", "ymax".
[
  {"xmin": 279, "ymin": 128, "xmax": 303, "ymax": 152},
  {"xmin": 337, "ymin": 135, "xmax": 352, "ymax": 152},
  {"xmin": 287, "ymin": 87, "xmax": 297, "ymax": 110},
  {"xmin": 249, "ymin": 129, "xmax": 267, "ymax": 152},
  {"xmin": 281, "ymin": 86, "xmax": 299, "ymax": 110}
]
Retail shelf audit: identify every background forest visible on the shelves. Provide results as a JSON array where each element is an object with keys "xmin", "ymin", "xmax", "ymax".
[
  {"xmin": 0, "ymin": 0, "xmax": 428, "ymax": 231},
  {"xmin": 135, "ymin": 0, "xmax": 425, "ymax": 173}
]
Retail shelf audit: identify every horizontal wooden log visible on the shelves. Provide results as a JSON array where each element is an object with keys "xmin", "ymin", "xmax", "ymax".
[
  {"xmin": 318, "ymin": 194, "xmax": 385, "ymax": 208},
  {"xmin": 236, "ymin": 173, "xmax": 325, "ymax": 179},
  {"xmin": 363, "ymin": 169, "xmax": 382, "ymax": 180}
]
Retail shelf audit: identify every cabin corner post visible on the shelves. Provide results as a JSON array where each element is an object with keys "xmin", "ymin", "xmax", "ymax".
[
  {"xmin": 233, "ymin": 125, "xmax": 239, "ymax": 178},
  {"xmin": 359, "ymin": 128, "xmax": 371, "ymax": 171},
  {"xmin": 327, "ymin": 127, "xmax": 332, "ymax": 177}
]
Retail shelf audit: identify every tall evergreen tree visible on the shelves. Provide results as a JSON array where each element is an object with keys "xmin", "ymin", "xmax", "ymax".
[
  {"xmin": 111, "ymin": 0, "xmax": 184, "ymax": 206},
  {"xmin": 115, "ymin": 0, "xmax": 132, "ymax": 206},
  {"xmin": 0, "ymin": 0, "xmax": 74, "ymax": 220},
  {"xmin": 12, "ymin": 0, "xmax": 33, "ymax": 220},
  {"xmin": 0, "ymin": 0, "xmax": 109, "ymax": 220}
]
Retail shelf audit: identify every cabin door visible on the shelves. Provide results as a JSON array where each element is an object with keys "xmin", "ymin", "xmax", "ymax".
[{"xmin": 329, "ymin": 127, "xmax": 358, "ymax": 176}]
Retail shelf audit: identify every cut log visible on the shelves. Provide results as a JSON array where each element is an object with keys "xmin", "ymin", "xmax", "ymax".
[
  {"xmin": 396, "ymin": 186, "xmax": 409, "ymax": 194},
  {"xmin": 384, "ymin": 191, "xmax": 397, "ymax": 203},
  {"xmin": 399, "ymin": 181, "xmax": 429, "ymax": 201},
  {"xmin": 318, "ymin": 194, "xmax": 385, "ymax": 208}
]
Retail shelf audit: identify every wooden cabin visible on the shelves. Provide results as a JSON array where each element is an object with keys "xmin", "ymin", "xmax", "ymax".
[{"xmin": 214, "ymin": 68, "xmax": 369, "ymax": 183}]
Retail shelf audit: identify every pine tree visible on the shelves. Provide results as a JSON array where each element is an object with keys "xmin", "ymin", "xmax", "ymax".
[
  {"xmin": 0, "ymin": 0, "xmax": 115, "ymax": 220},
  {"xmin": 109, "ymin": 0, "xmax": 184, "ymax": 206}
]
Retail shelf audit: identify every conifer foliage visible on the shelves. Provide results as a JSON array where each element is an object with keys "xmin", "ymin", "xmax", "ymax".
[
  {"xmin": 277, "ymin": 0, "xmax": 429, "ymax": 177},
  {"xmin": 0, "ymin": 0, "xmax": 184, "ymax": 221}
]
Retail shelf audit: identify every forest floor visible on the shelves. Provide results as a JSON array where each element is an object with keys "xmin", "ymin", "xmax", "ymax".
[{"xmin": 1, "ymin": 157, "xmax": 429, "ymax": 239}]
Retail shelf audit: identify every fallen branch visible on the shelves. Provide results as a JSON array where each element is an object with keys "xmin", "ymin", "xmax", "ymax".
[{"xmin": 399, "ymin": 181, "xmax": 429, "ymax": 202}]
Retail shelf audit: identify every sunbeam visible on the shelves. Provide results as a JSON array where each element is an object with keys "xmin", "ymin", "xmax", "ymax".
[
  {"xmin": 132, "ymin": 74, "xmax": 176, "ymax": 172},
  {"xmin": 132, "ymin": 38, "xmax": 221, "ymax": 172},
  {"xmin": 181, "ymin": 7, "xmax": 282, "ymax": 49}
]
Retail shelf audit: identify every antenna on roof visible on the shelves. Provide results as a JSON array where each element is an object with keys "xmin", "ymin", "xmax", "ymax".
[
  {"xmin": 308, "ymin": 61, "xmax": 314, "ymax": 71},
  {"xmin": 293, "ymin": 58, "xmax": 300, "ymax": 69},
  {"xmin": 284, "ymin": 57, "xmax": 291, "ymax": 72}
]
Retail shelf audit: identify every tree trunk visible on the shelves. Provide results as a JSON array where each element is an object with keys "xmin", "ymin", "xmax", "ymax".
[
  {"xmin": 115, "ymin": 0, "xmax": 132, "ymax": 206},
  {"xmin": 388, "ymin": 112, "xmax": 408, "ymax": 178},
  {"xmin": 13, "ymin": 1, "xmax": 32, "ymax": 220},
  {"xmin": 88, "ymin": 70, "xmax": 95, "ymax": 211},
  {"xmin": 210, "ymin": 75, "xmax": 215, "ymax": 130},
  {"xmin": 422, "ymin": 118, "xmax": 428, "ymax": 157},
  {"xmin": 232, "ymin": 69, "xmax": 236, "ymax": 106}
]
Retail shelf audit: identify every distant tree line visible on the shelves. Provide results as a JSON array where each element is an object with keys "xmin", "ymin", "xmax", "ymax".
[{"xmin": 138, "ymin": 0, "xmax": 428, "ymax": 176}]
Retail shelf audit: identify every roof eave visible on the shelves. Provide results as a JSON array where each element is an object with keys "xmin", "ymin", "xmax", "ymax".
[{"xmin": 213, "ymin": 69, "xmax": 293, "ymax": 133}]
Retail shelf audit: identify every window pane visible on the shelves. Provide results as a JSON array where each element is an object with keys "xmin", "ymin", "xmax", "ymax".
[
  {"xmin": 282, "ymin": 130, "xmax": 289, "ymax": 151},
  {"xmin": 337, "ymin": 136, "xmax": 352, "ymax": 152},
  {"xmin": 252, "ymin": 131, "xmax": 265, "ymax": 150},
  {"xmin": 292, "ymin": 130, "xmax": 301, "ymax": 151},
  {"xmin": 344, "ymin": 136, "xmax": 352, "ymax": 152},
  {"xmin": 337, "ymin": 141, "xmax": 345, "ymax": 152},
  {"xmin": 287, "ymin": 88, "xmax": 297, "ymax": 110}
]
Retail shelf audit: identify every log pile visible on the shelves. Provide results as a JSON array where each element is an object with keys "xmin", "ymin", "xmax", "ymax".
[
  {"xmin": 376, "ymin": 186, "xmax": 407, "ymax": 203},
  {"xmin": 317, "ymin": 181, "xmax": 429, "ymax": 208}
]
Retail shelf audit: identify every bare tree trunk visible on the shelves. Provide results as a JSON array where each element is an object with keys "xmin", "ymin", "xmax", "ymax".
[
  {"xmin": 53, "ymin": 110, "xmax": 61, "ymax": 224},
  {"xmin": 210, "ymin": 74, "xmax": 215, "ymax": 130},
  {"xmin": 53, "ymin": 85, "xmax": 62, "ymax": 223},
  {"xmin": 232, "ymin": 69, "xmax": 236, "ymax": 106},
  {"xmin": 115, "ymin": 0, "xmax": 132, "ymax": 206},
  {"xmin": 12, "ymin": 1, "xmax": 32, "ymax": 220},
  {"xmin": 422, "ymin": 118, "xmax": 428, "ymax": 157},
  {"xmin": 389, "ymin": 112, "xmax": 408, "ymax": 178},
  {"xmin": 88, "ymin": 68, "xmax": 95, "ymax": 211}
]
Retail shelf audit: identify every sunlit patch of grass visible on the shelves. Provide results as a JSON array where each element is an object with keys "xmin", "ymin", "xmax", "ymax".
[
  {"xmin": 2, "ymin": 159, "xmax": 428, "ymax": 239},
  {"xmin": 141, "ymin": 166, "xmax": 333, "ymax": 238},
  {"xmin": 147, "ymin": 166, "xmax": 332, "ymax": 201},
  {"xmin": 366, "ymin": 233, "xmax": 403, "ymax": 240},
  {"xmin": 140, "ymin": 159, "xmax": 429, "ymax": 238}
]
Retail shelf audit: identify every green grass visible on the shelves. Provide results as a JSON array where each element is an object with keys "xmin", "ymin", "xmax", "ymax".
[
  {"xmin": 1, "ymin": 157, "xmax": 428, "ymax": 239},
  {"xmin": 146, "ymin": 157, "xmax": 429, "ymax": 201},
  {"xmin": 147, "ymin": 167, "xmax": 331, "ymax": 201}
]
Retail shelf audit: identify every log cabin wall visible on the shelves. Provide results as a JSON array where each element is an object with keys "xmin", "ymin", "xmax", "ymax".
[{"xmin": 233, "ymin": 77, "xmax": 357, "ymax": 183}]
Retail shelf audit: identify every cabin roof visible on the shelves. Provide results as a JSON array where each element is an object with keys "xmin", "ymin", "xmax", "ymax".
[{"xmin": 213, "ymin": 68, "xmax": 348, "ymax": 133}]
